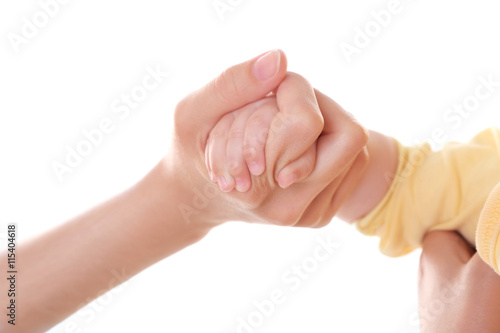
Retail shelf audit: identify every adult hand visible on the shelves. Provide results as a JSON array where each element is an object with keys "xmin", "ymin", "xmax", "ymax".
[
  {"xmin": 2, "ymin": 50, "xmax": 368, "ymax": 333},
  {"xmin": 418, "ymin": 231, "xmax": 500, "ymax": 332},
  {"xmin": 170, "ymin": 50, "xmax": 369, "ymax": 229}
]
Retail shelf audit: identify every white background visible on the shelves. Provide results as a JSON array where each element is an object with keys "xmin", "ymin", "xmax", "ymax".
[{"xmin": 2, "ymin": 0, "xmax": 500, "ymax": 332}]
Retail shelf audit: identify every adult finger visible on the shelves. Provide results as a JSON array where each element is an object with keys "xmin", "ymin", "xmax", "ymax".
[
  {"xmin": 266, "ymin": 72, "xmax": 324, "ymax": 179},
  {"xmin": 276, "ymin": 145, "xmax": 316, "ymax": 189},
  {"xmin": 420, "ymin": 231, "xmax": 474, "ymax": 278},
  {"xmin": 292, "ymin": 166, "xmax": 350, "ymax": 228},
  {"xmin": 467, "ymin": 254, "xmax": 500, "ymax": 306},
  {"xmin": 307, "ymin": 90, "xmax": 368, "ymax": 184},
  {"xmin": 291, "ymin": 148, "xmax": 367, "ymax": 228}
]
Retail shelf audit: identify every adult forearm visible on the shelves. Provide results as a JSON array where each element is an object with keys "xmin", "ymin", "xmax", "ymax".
[{"xmin": 1, "ymin": 161, "xmax": 211, "ymax": 333}]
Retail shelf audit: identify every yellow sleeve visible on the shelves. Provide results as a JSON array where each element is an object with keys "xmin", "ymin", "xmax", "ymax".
[{"xmin": 356, "ymin": 127, "xmax": 500, "ymax": 257}]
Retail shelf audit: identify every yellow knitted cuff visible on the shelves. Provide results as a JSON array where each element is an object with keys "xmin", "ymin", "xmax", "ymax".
[{"xmin": 476, "ymin": 182, "xmax": 500, "ymax": 275}]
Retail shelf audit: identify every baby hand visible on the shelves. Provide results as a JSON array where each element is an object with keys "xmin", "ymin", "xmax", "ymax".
[{"xmin": 205, "ymin": 94, "xmax": 319, "ymax": 192}]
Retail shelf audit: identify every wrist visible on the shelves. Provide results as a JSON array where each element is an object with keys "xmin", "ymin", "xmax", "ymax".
[
  {"xmin": 132, "ymin": 159, "xmax": 219, "ymax": 257},
  {"xmin": 155, "ymin": 152, "xmax": 232, "ymax": 227},
  {"xmin": 337, "ymin": 131, "xmax": 398, "ymax": 222}
]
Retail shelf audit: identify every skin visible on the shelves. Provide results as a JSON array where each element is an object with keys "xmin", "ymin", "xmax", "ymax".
[
  {"xmin": 206, "ymin": 66, "xmax": 500, "ymax": 331},
  {"xmin": 206, "ymin": 85, "xmax": 399, "ymax": 222},
  {"xmin": 419, "ymin": 231, "xmax": 500, "ymax": 332},
  {"xmin": 0, "ymin": 50, "xmax": 369, "ymax": 332},
  {"xmin": 5, "ymin": 51, "xmax": 499, "ymax": 332}
]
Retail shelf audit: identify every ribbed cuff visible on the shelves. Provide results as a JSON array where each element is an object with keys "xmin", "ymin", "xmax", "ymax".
[{"xmin": 476, "ymin": 182, "xmax": 500, "ymax": 274}]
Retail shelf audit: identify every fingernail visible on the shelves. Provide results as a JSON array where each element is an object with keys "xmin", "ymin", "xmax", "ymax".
[
  {"xmin": 253, "ymin": 50, "xmax": 280, "ymax": 81},
  {"xmin": 278, "ymin": 173, "xmax": 296, "ymax": 189},
  {"xmin": 249, "ymin": 162, "xmax": 264, "ymax": 176},
  {"xmin": 235, "ymin": 178, "xmax": 250, "ymax": 192}
]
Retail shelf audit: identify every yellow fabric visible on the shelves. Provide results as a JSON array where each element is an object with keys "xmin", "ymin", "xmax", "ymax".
[
  {"xmin": 476, "ymin": 182, "xmax": 500, "ymax": 274},
  {"xmin": 356, "ymin": 127, "xmax": 500, "ymax": 258}
]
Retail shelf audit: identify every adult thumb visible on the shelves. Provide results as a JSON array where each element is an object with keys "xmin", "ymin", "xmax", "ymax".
[{"xmin": 175, "ymin": 49, "xmax": 287, "ymax": 136}]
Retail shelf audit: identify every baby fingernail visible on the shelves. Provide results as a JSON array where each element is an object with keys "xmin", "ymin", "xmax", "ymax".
[{"xmin": 235, "ymin": 178, "xmax": 250, "ymax": 192}]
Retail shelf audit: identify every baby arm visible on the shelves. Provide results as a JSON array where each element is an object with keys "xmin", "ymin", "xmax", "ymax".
[
  {"xmin": 205, "ymin": 94, "xmax": 397, "ymax": 216},
  {"xmin": 205, "ymin": 84, "xmax": 397, "ymax": 224},
  {"xmin": 206, "ymin": 89, "xmax": 500, "ymax": 261}
]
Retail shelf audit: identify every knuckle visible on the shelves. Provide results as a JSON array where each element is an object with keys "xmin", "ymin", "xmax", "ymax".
[
  {"xmin": 338, "ymin": 122, "xmax": 369, "ymax": 159},
  {"xmin": 348, "ymin": 121, "xmax": 369, "ymax": 150},
  {"xmin": 289, "ymin": 105, "xmax": 324, "ymax": 140},
  {"xmin": 243, "ymin": 144, "xmax": 258, "ymax": 162},
  {"xmin": 227, "ymin": 160, "xmax": 244, "ymax": 175},
  {"xmin": 247, "ymin": 116, "xmax": 271, "ymax": 141},
  {"xmin": 302, "ymin": 109, "xmax": 325, "ymax": 136}
]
